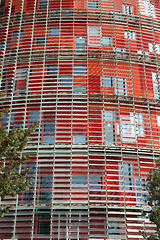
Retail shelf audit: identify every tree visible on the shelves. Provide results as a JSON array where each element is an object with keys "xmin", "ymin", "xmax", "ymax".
[
  {"xmin": 0, "ymin": 92, "xmax": 38, "ymax": 217},
  {"xmin": 141, "ymin": 159, "xmax": 160, "ymax": 240}
]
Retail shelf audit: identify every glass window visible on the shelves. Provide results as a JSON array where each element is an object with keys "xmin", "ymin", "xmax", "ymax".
[
  {"xmin": 115, "ymin": 47, "xmax": 126, "ymax": 58},
  {"xmin": 104, "ymin": 111, "xmax": 115, "ymax": 145},
  {"xmin": 89, "ymin": 176, "xmax": 102, "ymax": 189},
  {"xmin": 115, "ymin": 78, "xmax": 127, "ymax": 96},
  {"xmin": 74, "ymin": 86, "xmax": 86, "ymax": 94},
  {"xmin": 12, "ymin": 30, "xmax": 23, "ymax": 39},
  {"xmin": 37, "ymin": 221, "xmax": 50, "ymax": 234},
  {"xmin": 0, "ymin": 79, "xmax": 5, "ymax": 91},
  {"xmin": 136, "ymin": 178, "xmax": 149, "ymax": 205},
  {"xmin": 140, "ymin": 0, "xmax": 155, "ymax": 17},
  {"xmin": 13, "ymin": 30, "xmax": 19, "ymax": 39},
  {"xmin": 38, "ymin": 212, "xmax": 51, "ymax": 219},
  {"xmin": 26, "ymin": 176, "xmax": 36, "ymax": 189},
  {"xmin": 108, "ymin": 222, "xmax": 121, "ymax": 235},
  {"xmin": 25, "ymin": 162, "xmax": 36, "ymax": 175},
  {"xmin": 43, "ymin": 122, "xmax": 55, "ymax": 144},
  {"xmin": 149, "ymin": 43, "xmax": 160, "ymax": 54},
  {"xmin": 72, "ymin": 176, "xmax": 87, "ymax": 188},
  {"xmin": 47, "ymin": 65, "xmax": 57, "ymax": 75},
  {"xmin": 73, "ymin": 134, "xmax": 86, "ymax": 144},
  {"xmin": 102, "ymin": 37, "xmax": 112, "ymax": 46},
  {"xmin": 23, "ymin": 190, "xmax": 34, "ymax": 204},
  {"xmin": 0, "ymin": 42, "xmax": 4, "ymax": 50},
  {"xmin": 14, "ymin": 68, "xmax": 27, "ymax": 95},
  {"xmin": 2, "ymin": 113, "xmax": 9, "ymax": 123},
  {"xmin": 89, "ymin": 26, "xmax": 100, "ymax": 36},
  {"xmin": 39, "ymin": 0, "xmax": 49, "ymax": 9},
  {"xmin": 6, "ymin": 41, "xmax": 10, "ymax": 49},
  {"xmin": 152, "ymin": 72, "xmax": 159, "ymax": 99},
  {"xmin": 20, "ymin": 29, "xmax": 24, "ymax": 38},
  {"xmin": 43, "ymin": 135, "xmax": 54, "ymax": 144},
  {"xmin": 36, "ymin": 37, "xmax": 45, "ymax": 45},
  {"xmin": 7, "ymin": 81, "xmax": 12, "ymax": 96},
  {"xmin": 119, "ymin": 114, "xmax": 136, "ymax": 141},
  {"xmin": 49, "ymin": 27, "xmax": 59, "ymax": 35},
  {"xmin": 124, "ymin": 30, "xmax": 136, "ymax": 40},
  {"xmin": 1, "ymin": 0, "xmax": 5, "ymax": 7},
  {"xmin": 135, "ymin": 113, "xmax": 144, "ymax": 136},
  {"xmin": 74, "ymin": 65, "xmax": 87, "ymax": 75},
  {"xmin": 44, "ymin": 122, "xmax": 55, "ymax": 132},
  {"xmin": 60, "ymin": 76, "xmax": 72, "ymax": 85},
  {"xmin": 105, "ymin": 124, "xmax": 115, "ymax": 145},
  {"xmin": 103, "ymin": 76, "xmax": 113, "ymax": 87},
  {"xmin": 120, "ymin": 163, "xmax": 134, "ymax": 190},
  {"xmin": 104, "ymin": 111, "xmax": 115, "ymax": 122},
  {"xmin": 39, "ymin": 190, "xmax": 52, "ymax": 203},
  {"xmin": 10, "ymin": 113, "xmax": 15, "ymax": 122},
  {"xmin": 76, "ymin": 36, "xmax": 85, "ymax": 50},
  {"xmin": 123, "ymin": 5, "xmax": 133, "ymax": 15},
  {"xmin": 88, "ymin": 26, "xmax": 100, "ymax": 46},
  {"xmin": 40, "ymin": 176, "xmax": 52, "ymax": 188},
  {"xmin": 88, "ymin": 1, "xmax": 98, "ymax": 8},
  {"xmin": 157, "ymin": 115, "xmax": 160, "ymax": 126},
  {"xmin": 30, "ymin": 111, "xmax": 40, "ymax": 122}
]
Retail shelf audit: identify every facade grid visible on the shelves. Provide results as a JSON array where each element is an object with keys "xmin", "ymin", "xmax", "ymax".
[{"xmin": 0, "ymin": 0, "xmax": 160, "ymax": 239}]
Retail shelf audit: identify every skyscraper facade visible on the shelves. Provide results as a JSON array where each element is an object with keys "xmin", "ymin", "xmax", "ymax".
[{"xmin": 0, "ymin": 0, "xmax": 160, "ymax": 239}]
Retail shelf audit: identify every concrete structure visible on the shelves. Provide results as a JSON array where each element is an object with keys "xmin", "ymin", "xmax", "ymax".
[{"xmin": 0, "ymin": 0, "xmax": 160, "ymax": 239}]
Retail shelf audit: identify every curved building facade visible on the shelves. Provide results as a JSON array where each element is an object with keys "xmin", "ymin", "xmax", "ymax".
[{"xmin": 0, "ymin": 0, "xmax": 160, "ymax": 239}]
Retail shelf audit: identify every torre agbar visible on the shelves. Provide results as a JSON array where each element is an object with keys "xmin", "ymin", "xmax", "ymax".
[{"xmin": 1, "ymin": 0, "xmax": 160, "ymax": 239}]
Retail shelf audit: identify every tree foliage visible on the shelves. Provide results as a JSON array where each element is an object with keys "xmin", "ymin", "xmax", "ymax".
[
  {"xmin": 141, "ymin": 159, "xmax": 160, "ymax": 240},
  {"xmin": 0, "ymin": 91, "xmax": 38, "ymax": 217}
]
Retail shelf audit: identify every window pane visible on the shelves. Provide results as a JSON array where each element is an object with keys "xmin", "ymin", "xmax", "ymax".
[
  {"xmin": 43, "ymin": 135, "xmax": 54, "ymax": 144},
  {"xmin": 157, "ymin": 115, "xmax": 160, "ymax": 126},
  {"xmin": 7, "ymin": 81, "xmax": 12, "ymax": 96},
  {"xmin": 103, "ymin": 76, "xmax": 113, "ymax": 87},
  {"xmin": 108, "ymin": 222, "xmax": 121, "ymax": 235},
  {"xmin": 120, "ymin": 163, "xmax": 134, "ymax": 190},
  {"xmin": 74, "ymin": 65, "xmax": 87, "ymax": 75},
  {"xmin": 74, "ymin": 86, "xmax": 86, "ymax": 93},
  {"xmin": 36, "ymin": 37, "xmax": 45, "ymax": 45},
  {"xmin": 40, "ymin": 176, "xmax": 52, "ymax": 188},
  {"xmin": 39, "ymin": 0, "xmax": 49, "ymax": 10},
  {"xmin": 89, "ymin": 26, "xmax": 100, "ymax": 36},
  {"xmin": 23, "ymin": 190, "xmax": 34, "ymax": 204},
  {"xmin": 76, "ymin": 36, "xmax": 85, "ymax": 50},
  {"xmin": 38, "ymin": 213, "xmax": 51, "ymax": 219},
  {"xmin": 13, "ymin": 30, "xmax": 18, "ymax": 39},
  {"xmin": 37, "ymin": 221, "xmax": 50, "ymax": 234},
  {"xmin": 104, "ymin": 111, "xmax": 115, "ymax": 122},
  {"xmin": 105, "ymin": 124, "xmax": 115, "ymax": 145},
  {"xmin": 73, "ymin": 134, "xmax": 86, "ymax": 144},
  {"xmin": 60, "ymin": 76, "xmax": 72, "ymax": 85},
  {"xmin": 115, "ymin": 78, "xmax": 127, "ymax": 95},
  {"xmin": 25, "ymin": 162, "xmax": 36, "ymax": 174},
  {"xmin": 44, "ymin": 122, "xmax": 55, "ymax": 132},
  {"xmin": 2, "ymin": 113, "xmax": 9, "ymax": 123},
  {"xmin": 123, "ymin": 163, "xmax": 133, "ymax": 175},
  {"xmin": 72, "ymin": 176, "xmax": 87, "ymax": 188},
  {"xmin": 47, "ymin": 65, "xmax": 57, "ymax": 75},
  {"xmin": 88, "ymin": 1, "xmax": 98, "ymax": 8},
  {"xmin": 30, "ymin": 111, "xmax": 40, "ymax": 121},
  {"xmin": 49, "ymin": 27, "xmax": 59, "ymax": 35},
  {"xmin": 10, "ymin": 113, "xmax": 15, "ymax": 122},
  {"xmin": 102, "ymin": 37, "xmax": 112, "ymax": 46},
  {"xmin": 39, "ymin": 190, "xmax": 52, "ymax": 203},
  {"xmin": 89, "ymin": 176, "xmax": 102, "ymax": 189},
  {"xmin": 124, "ymin": 5, "xmax": 133, "ymax": 15}
]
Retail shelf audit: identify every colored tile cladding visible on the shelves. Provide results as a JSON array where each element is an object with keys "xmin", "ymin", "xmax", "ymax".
[{"xmin": 0, "ymin": 0, "xmax": 160, "ymax": 239}]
